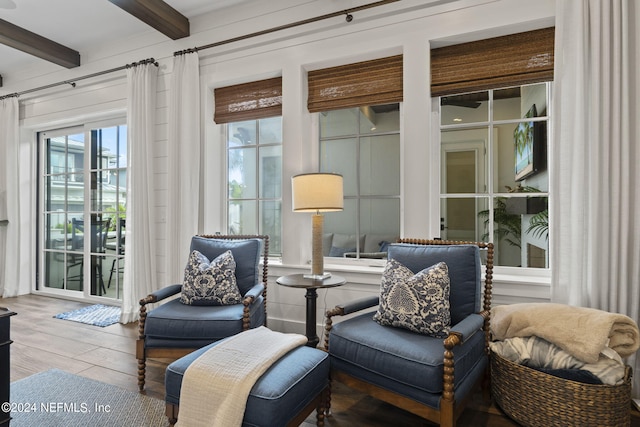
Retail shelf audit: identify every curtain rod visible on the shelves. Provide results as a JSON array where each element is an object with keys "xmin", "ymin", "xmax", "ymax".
[
  {"xmin": 1, "ymin": 0, "xmax": 400, "ymax": 100},
  {"xmin": 0, "ymin": 58, "xmax": 158, "ymax": 101},
  {"xmin": 177, "ymin": 0, "xmax": 401, "ymax": 55}
]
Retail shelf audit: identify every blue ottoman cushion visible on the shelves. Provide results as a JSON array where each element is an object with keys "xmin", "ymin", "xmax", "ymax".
[{"xmin": 166, "ymin": 340, "xmax": 329, "ymax": 427}]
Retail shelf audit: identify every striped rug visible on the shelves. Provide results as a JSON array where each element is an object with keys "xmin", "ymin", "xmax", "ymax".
[{"xmin": 53, "ymin": 304, "xmax": 121, "ymax": 327}]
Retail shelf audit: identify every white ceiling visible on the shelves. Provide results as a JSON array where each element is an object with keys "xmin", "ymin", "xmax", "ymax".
[{"xmin": 0, "ymin": 0, "xmax": 253, "ymax": 78}]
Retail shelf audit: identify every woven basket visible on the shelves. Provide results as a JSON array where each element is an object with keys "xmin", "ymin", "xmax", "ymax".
[{"xmin": 490, "ymin": 350, "xmax": 632, "ymax": 427}]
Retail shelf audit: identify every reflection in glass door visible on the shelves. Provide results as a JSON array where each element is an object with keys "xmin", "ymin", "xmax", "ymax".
[
  {"xmin": 40, "ymin": 122, "xmax": 127, "ymax": 300},
  {"xmin": 440, "ymin": 140, "xmax": 486, "ymax": 242}
]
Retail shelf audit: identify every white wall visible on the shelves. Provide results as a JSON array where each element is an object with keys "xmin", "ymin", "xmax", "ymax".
[{"xmin": 7, "ymin": 0, "xmax": 555, "ymax": 334}]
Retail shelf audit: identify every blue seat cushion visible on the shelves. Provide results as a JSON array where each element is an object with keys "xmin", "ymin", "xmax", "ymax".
[
  {"xmin": 329, "ymin": 311, "xmax": 487, "ymax": 406},
  {"xmin": 144, "ymin": 296, "xmax": 265, "ymax": 348},
  {"xmin": 166, "ymin": 342, "xmax": 329, "ymax": 427}
]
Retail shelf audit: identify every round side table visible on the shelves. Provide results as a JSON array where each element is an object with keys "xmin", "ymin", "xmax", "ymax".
[{"xmin": 276, "ymin": 274, "xmax": 346, "ymax": 348}]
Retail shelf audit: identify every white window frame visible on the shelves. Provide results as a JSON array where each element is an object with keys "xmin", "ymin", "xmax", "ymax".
[
  {"xmin": 224, "ymin": 117, "xmax": 283, "ymax": 256},
  {"xmin": 437, "ymin": 83, "xmax": 553, "ymax": 277},
  {"xmin": 37, "ymin": 117, "xmax": 127, "ymax": 301},
  {"xmin": 318, "ymin": 104, "xmax": 402, "ymax": 268}
]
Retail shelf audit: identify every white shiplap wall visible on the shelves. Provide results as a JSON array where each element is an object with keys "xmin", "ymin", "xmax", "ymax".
[{"xmin": 10, "ymin": 0, "xmax": 555, "ymax": 333}]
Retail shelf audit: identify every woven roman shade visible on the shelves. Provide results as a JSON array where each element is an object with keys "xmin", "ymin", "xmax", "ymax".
[
  {"xmin": 307, "ymin": 55, "xmax": 403, "ymax": 113},
  {"xmin": 214, "ymin": 77, "xmax": 282, "ymax": 124},
  {"xmin": 431, "ymin": 27, "xmax": 554, "ymax": 97}
]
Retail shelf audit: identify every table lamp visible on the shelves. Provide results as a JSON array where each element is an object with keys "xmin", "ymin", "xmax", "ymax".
[{"xmin": 292, "ymin": 173, "xmax": 343, "ymax": 279}]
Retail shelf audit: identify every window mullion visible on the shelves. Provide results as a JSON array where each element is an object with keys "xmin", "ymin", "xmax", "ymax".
[
  {"xmin": 255, "ymin": 122, "xmax": 260, "ymax": 234},
  {"xmin": 84, "ymin": 128, "xmax": 93, "ymax": 298},
  {"xmin": 487, "ymin": 89, "xmax": 495, "ymax": 245},
  {"xmin": 355, "ymin": 114, "xmax": 361, "ymax": 255}
]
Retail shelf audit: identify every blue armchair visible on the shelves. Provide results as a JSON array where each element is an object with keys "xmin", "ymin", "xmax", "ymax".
[
  {"xmin": 136, "ymin": 234, "xmax": 269, "ymax": 390},
  {"xmin": 324, "ymin": 239, "xmax": 493, "ymax": 427}
]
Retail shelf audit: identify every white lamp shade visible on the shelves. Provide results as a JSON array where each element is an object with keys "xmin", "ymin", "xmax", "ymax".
[{"xmin": 292, "ymin": 173, "xmax": 343, "ymax": 212}]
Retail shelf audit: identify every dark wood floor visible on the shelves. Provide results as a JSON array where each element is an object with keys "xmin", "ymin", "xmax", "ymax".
[{"xmin": 2, "ymin": 294, "xmax": 639, "ymax": 427}]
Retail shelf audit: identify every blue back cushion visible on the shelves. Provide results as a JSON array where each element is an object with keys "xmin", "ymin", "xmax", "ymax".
[
  {"xmin": 386, "ymin": 243, "xmax": 481, "ymax": 325},
  {"xmin": 190, "ymin": 236, "xmax": 263, "ymax": 295}
]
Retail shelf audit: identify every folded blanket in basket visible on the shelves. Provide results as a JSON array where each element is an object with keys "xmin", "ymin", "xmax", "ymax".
[
  {"xmin": 490, "ymin": 336, "xmax": 626, "ymax": 385},
  {"xmin": 491, "ymin": 303, "xmax": 639, "ymax": 363}
]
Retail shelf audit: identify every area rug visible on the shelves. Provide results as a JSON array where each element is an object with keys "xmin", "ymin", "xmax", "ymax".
[
  {"xmin": 9, "ymin": 369, "xmax": 167, "ymax": 426},
  {"xmin": 53, "ymin": 304, "xmax": 121, "ymax": 327}
]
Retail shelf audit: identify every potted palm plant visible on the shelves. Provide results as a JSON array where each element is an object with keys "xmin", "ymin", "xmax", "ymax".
[{"xmin": 478, "ymin": 185, "xmax": 548, "ymax": 248}]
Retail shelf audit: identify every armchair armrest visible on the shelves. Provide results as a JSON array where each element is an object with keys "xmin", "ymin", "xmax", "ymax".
[
  {"xmin": 137, "ymin": 283, "xmax": 182, "ymax": 344},
  {"xmin": 242, "ymin": 283, "xmax": 265, "ymax": 303},
  {"xmin": 240, "ymin": 282, "xmax": 267, "ymax": 330},
  {"xmin": 442, "ymin": 311, "xmax": 490, "ymax": 404},
  {"xmin": 144, "ymin": 284, "xmax": 182, "ymax": 304},
  {"xmin": 329, "ymin": 295, "xmax": 380, "ymax": 317},
  {"xmin": 324, "ymin": 295, "xmax": 379, "ymax": 351},
  {"xmin": 450, "ymin": 313, "xmax": 485, "ymax": 344}
]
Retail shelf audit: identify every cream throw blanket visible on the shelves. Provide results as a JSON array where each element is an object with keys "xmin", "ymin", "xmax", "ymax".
[
  {"xmin": 176, "ymin": 327, "xmax": 307, "ymax": 427},
  {"xmin": 491, "ymin": 303, "xmax": 639, "ymax": 364},
  {"xmin": 490, "ymin": 337, "xmax": 626, "ymax": 385}
]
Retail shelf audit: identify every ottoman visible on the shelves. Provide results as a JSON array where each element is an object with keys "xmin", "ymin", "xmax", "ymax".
[{"xmin": 165, "ymin": 340, "xmax": 329, "ymax": 427}]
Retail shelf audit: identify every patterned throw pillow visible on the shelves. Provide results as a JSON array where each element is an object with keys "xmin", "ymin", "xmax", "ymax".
[
  {"xmin": 373, "ymin": 259, "xmax": 451, "ymax": 338},
  {"xmin": 180, "ymin": 250, "xmax": 243, "ymax": 306}
]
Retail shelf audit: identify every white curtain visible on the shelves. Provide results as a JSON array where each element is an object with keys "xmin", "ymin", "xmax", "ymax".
[
  {"xmin": 552, "ymin": 0, "xmax": 640, "ymax": 397},
  {"xmin": 0, "ymin": 97, "xmax": 30, "ymax": 298},
  {"xmin": 121, "ymin": 62, "xmax": 159, "ymax": 323},
  {"xmin": 0, "ymin": 97, "xmax": 18, "ymax": 296},
  {"xmin": 166, "ymin": 52, "xmax": 202, "ymax": 284}
]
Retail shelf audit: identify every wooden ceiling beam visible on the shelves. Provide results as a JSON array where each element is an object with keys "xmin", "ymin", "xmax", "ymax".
[
  {"xmin": 108, "ymin": 0, "xmax": 189, "ymax": 40},
  {"xmin": 0, "ymin": 18, "xmax": 80, "ymax": 68}
]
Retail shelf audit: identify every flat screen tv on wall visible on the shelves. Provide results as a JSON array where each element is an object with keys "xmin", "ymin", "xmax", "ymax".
[{"xmin": 514, "ymin": 104, "xmax": 546, "ymax": 181}]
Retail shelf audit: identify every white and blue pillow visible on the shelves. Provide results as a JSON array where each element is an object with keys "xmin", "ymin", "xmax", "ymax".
[
  {"xmin": 180, "ymin": 249, "xmax": 243, "ymax": 306},
  {"xmin": 374, "ymin": 259, "xmax": 451, "ymax": 337}
]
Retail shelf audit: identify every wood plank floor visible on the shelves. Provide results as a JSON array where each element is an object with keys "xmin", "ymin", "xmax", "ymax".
[{"xmin": 2, "ymin": 294, "xmax": 639, "ymax": 427}]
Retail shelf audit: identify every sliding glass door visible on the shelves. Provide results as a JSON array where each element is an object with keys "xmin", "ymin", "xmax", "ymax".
[{"xmin": 39, "ymin": 120, "xmax": 127, "ymax": 300}]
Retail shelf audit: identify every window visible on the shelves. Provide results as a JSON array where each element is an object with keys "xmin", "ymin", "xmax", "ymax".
[
  {"xmin": 215, "ymin": 77, "xmax": 283, "ymax": 254},
  {"xmin": 319, "ymin": 103, "xmax": 400, "ymax": 260},
  {"xmin": 307, "ymin": 55, "xmax": 403, "ymax": 261},
  {"xmin": 226, "ymin": 117, "xmax": 282, "ymax": 255},
  {"xmin": 439, "ymin": 83, "xmax": 550, "ymax": 268},
  {"xmin": 40, "ymin": 122, "xmax": 127, "ymax": 299}
]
